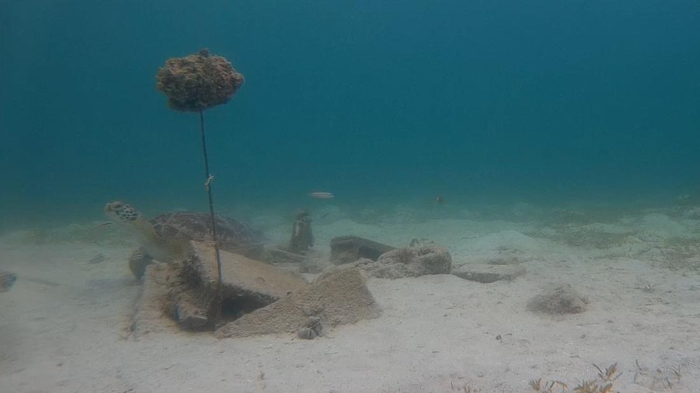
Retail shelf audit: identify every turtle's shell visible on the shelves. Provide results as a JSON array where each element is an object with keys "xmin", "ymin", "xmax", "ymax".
[{"xmin": 150, "ymin": 212, "xmax": 264, "ymax": 257}]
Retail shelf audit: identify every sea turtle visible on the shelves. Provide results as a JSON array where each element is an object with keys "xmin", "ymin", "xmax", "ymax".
[
  {"xmin": 104, "ymin": 201, "xmax": 265, "ymax": 279},
  {"xmin": 0, "ymin": 271, "xmax": 17, "ymax": 293}
]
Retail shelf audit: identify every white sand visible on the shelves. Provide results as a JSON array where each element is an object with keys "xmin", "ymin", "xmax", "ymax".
[{"xmin": 2, "ymin": 206, "xmax": 700, "ymax": 392}]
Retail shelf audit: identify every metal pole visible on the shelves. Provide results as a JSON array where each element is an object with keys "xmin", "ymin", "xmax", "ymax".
[{"xmin": 199, "ymin": 110, "xmax": 223, "ymax": 295}]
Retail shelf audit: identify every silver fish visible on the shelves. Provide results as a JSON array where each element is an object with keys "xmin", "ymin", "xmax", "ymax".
[{"xmin": 308, "ymin": 192, "xmax": 334, "ymax": 199}]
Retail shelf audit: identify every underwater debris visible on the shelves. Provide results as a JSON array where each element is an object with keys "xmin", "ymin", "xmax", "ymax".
[{"xmin": 156, "ymin": 49, "xmax": 244, "ymax": 112}]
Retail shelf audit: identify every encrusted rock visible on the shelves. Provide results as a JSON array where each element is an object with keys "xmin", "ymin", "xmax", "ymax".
[
  {"xmin": 330, "ymin": 236, "xmax": 395, "ymax": 265},
  {"xmin": 452, "ymin": 264, "xmax": 526, "ymax": 283},
  {"xmin": 527, "ymin": 284, "xmax": 588, "ymax": 315},
  {"xmin": 216, "ymin": 268, "xmax": 381, "ymax": 338}
]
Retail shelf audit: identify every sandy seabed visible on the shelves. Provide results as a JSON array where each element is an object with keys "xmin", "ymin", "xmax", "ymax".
[{"xmin": 1, "ymin": 204, "xmax": 700, "ymax": 393}]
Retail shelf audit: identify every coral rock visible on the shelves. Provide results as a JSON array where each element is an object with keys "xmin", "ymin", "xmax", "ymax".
[
  {"xmin": 350, "ymin": 242, "xmax": 452, "ymax": 279},
  {"xmin": 527, "ymin": 284, "xmax": 588, "ymax": 315}
]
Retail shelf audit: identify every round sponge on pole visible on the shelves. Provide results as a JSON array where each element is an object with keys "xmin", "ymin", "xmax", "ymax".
[{"xmin": 156, "ymin": 48, "xmax": 244, "ymax": 112}]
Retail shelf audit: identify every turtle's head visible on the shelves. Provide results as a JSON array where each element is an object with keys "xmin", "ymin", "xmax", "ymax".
[{"xmin": 104, "ymin": 201, "xmax": 142, "ymax": 225}]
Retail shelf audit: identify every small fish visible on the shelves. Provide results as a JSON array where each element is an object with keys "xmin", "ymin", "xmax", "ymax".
[
  {"xmin": 0, "ymin": 271, "xmax": 17, "ymax": 293},
  {"xmin": 308, "ymin": 192, "xmax": 334, "ymax": 199},
  {"xmin": 88, "ymin": 253, "xmax": 106, "ymax": 264},
  {"xmin": 22, "ymin": 276, "xmax": 60, "ymax": 287},
  {"xmin": 435, "ymin": 195, "xmax": 445, "ymax": 205},
  {"xmin": 95, "ymin": 222, "xmax": 113, "ymax": 229}
]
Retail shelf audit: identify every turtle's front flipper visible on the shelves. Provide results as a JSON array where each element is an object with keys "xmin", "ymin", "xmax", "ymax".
[{"xmin": 129, "ymin": 248, "xmax": 154, "ymax": 279}]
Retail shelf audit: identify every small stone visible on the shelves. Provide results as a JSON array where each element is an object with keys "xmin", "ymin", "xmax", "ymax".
[
  {"xmin": 297, "ymin": 327, "xmax": 317, "ymax": 340},
  {"xmin": 297, "ymin": 316, "xmax": 325, "ymax": 340}
]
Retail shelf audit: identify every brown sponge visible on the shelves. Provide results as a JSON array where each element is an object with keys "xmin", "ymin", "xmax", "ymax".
[{"xmin": 156, "ymin": 49, "xmax": 244, "ymax": 112}]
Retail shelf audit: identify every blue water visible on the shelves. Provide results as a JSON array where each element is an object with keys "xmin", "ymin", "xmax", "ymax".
[{"xmin": 2, "ymin": 0, "xmax": 700, "ymax": 228}]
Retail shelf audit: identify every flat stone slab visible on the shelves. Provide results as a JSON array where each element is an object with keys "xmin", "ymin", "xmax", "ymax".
[
  {"xmin": 151, "ymin": 241, "xmax": 309, "ymax": 330},
  {"xmin": 264, "ymin": 245, "xmax": 306, "ymax": 264},
  {"xmin": 216, "ymin": 268, "xmax": 381, "ymax": 338},
  {"xmin": 189, "ymin": 241, "xmax": 308, "ymax": 302},
  {"xmin": 131, "ymin": 242, "xmax": 311, "ymax": 333},
  {"xmin": 330, "ymin": 235, "xmax": 396, "ymax": 265},
  {"xmin": 452, "ymin": 264, "xmax": 526, "ymax": 283},
  {"xmin": 130, "ymin": 264, "xmax": 180, "ymax": 338}
]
